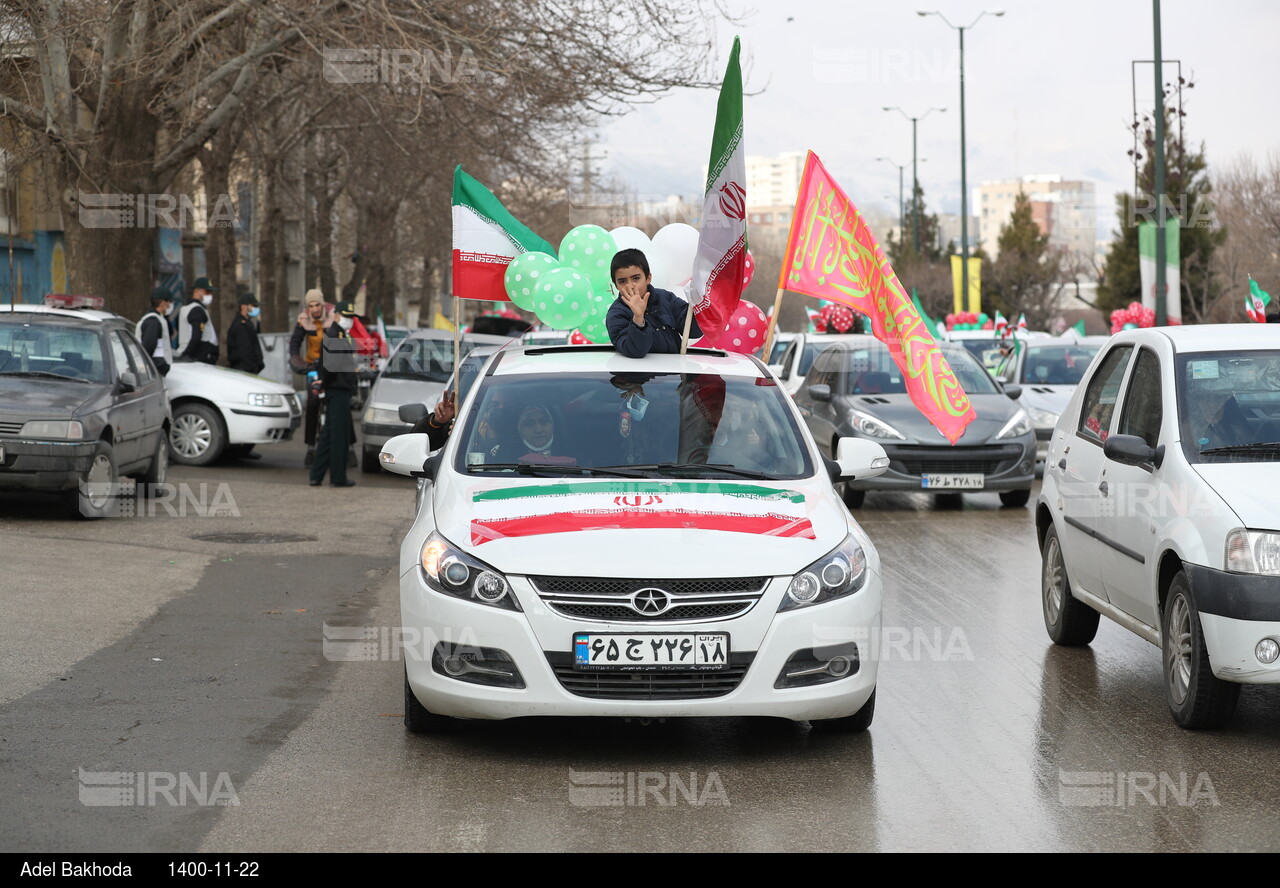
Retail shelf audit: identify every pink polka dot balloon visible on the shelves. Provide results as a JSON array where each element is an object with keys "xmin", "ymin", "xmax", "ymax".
[
  {"xmin": 715, "ymin": 300, "xmax": 768, "ymax": 353},
  {"xmin": 569, "ymin": 329, "xmax": 589, "ymax": 345},
  {"xmin": 741, "ymin": 249, "xmax": 756, "ymax": 289},
  {"xmin": 829, "ymin": 305, "xmax": 855, "ymax": 333}
]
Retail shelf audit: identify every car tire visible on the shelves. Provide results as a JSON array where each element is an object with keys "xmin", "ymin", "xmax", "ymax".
[
  {"xmin": 169, "ymin": 403, "xmax": 226, "ymax": 466},
  {"xmin": 1163, "ymin": 572, "xmax": 1240, "ymax": 730},
  {"xmin": 842, "ymin": 484, "xmax": 865, "ymax": 509},
  {"xmin": 361, "ymin": 447, "xmax": 381, "ymax": 474},
  {"xmin": 64, "ymin": 440, "xmax": 117, "ymax": 520},
  {"xmin": 811, "ymin": 688, "xmax": 875, "ymax": 733},
  {"xmin": 137, "ymin": 431, "xmax": 168, "ymax": 497},
  {"xmin": 404, "ymin": 667, "xmax": 455, "ymax": 734},
  {"xmin": 1041, "ymin": 524, "xmax": 1100, "ymax": 645},
  {"xmin": 1000, "ymin": 489, "xmax": 1031, "ymax": 508}
]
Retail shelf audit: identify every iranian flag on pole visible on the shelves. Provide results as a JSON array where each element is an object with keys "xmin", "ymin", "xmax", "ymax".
[
  {"xmin": 687, "ymin": 37, "xmax": 747, "ymax": 342},
  {"xmin": 1247, "ymin": 278, "xmax": 1271, "ymax": 323},
  {"xmin": 451, "ymin": 166, "xmax": 556, "ymax": 301}
]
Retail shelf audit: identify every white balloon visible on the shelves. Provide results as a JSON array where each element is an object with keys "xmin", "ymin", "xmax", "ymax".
[
  {"xmin": 649, "ymin": 223, "xmax": 700, "ymax": 294},
  {"xmin": 608, "ymin": 226, "xmax": 652, "ymax": 255}
]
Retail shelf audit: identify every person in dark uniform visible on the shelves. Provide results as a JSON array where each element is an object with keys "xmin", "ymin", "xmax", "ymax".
[
  {"xmin": 135, "ymin": 288, "xmax": 174, "ymax": 376},
  {"xmin": 177, "ymin": 276, "xmax": 220, "ymax": 364},
  {"xmin": 309, "ymin": 300, "xmax": 359, "ymax": 487},
  {"xmin": 226, "ymin": 293, "xmax": 265, "ymax": 374}
]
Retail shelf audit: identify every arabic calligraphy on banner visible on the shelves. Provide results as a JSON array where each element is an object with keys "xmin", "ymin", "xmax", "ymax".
[{"xmin": 779, "ymin": 151, "xmax": 975, "ymax": 443}]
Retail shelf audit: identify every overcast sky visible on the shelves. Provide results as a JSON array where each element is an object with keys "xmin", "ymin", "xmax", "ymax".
[{"xmin": 595, "ymin": 0, "xmax": 1279, "ymax": 238}]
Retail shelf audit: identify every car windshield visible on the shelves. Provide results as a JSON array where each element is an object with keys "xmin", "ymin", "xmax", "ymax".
[
  {"xmin": 383, "ymin": 336, "xmax": 477, "ymax": 382},
  {"xmin": 835, "ymin": 342, "xmax": 998, "ymax": 395},
  {"xmin": 453, "ymin": 370, "xmax": 814, "ymax": 479},
  {"xmin": 768, "ymin": 337, "xmax": 792, "ymax": 365},
  {"xmin": 0, "ymin": 321, "xmax": 106, "ymax": 383},
  {"xmin": 1020, "ymin": 344, "xmax": 1102, "ymax": 385},
  {"xmin": 1177, "ymin": 350, "xmax": 1280, "ymax": 463}
]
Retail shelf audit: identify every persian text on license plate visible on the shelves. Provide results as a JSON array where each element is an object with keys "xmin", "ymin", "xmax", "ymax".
[
  {"xmin": 921, "ymin": 473, "xmax": 984, "ymax": 489},
  {"xmin": 573, "ymin": 633, "xmax": 729, "ymax": 671}
]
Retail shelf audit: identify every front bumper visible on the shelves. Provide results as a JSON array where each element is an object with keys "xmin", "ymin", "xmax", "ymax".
[
  {"xmin": 0, "ymin": 438, "xmax": 97, "ymax": 491},
  {"xmin": 224, "ymin": 406, "xmax": 298, "ymax": 445},
  {"xmin": 845, "ymin": 437, "xmax": 1036, "ymax": 494},
  {"xmin": 401, "ymin": 568, "xmax": 882, "ymax": 721},
  {"xmin": 1187, "ymin": 564, "xmax": 1280, "ymax": 683},
  {"xmin": 362, "ymin": 420, "xmax": 414, "ymax": 452}
]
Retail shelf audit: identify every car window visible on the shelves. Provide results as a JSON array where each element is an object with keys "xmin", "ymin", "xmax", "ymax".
[
  {"xmin": 778, "ymin": 342, "xmax": 796, "ymax": 378},
  {"xmin": 768, "ymin": 338, "xmax": 791, "ymax": 365},
  {"xmin": 1077, "ymin": 345, "xmax": 1134, "ymax": 443},
  {"xmin": 1176, "ymin": 350, "xmax": 1280, "ymax": 462},
  {"xmin": 806, "ymin": 348, "xmax": 840, "ymax": 389},
  {"xmin": 454, "ymin": 371, "xmax": 813, "ymax": 479},
  {"xmin": 1021, "ymin": 344, "xmax": 1102, "ymax": 385},
  {"xmin": 107, "ymin": 331, "xmax": 132, "ymax": 379},
  {"xmin": 0, "ymin": 320, "xmax": 107, "ymax": 383},
  {"xmin": 384, "ymin": 337, "xmax": 476, "ymax": 382},
  {"xmin": 833, "ymin": 343, "xmax": 997, "ymax": 395},
  {"xmin": 1116, "ymin": 347, "xmax": 1163, "ymax": 448},
  {"xmin": 119, "ymin": 332, "xmax": 157, "ymax": 383}
]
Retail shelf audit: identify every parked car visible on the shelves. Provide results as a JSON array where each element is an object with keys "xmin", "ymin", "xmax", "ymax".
[
  {"xmin": 164, "ymin": 362, "xmax": 300, "ymax": 465},
  {"xmin": 359, "ymin": 330, "xmax": 513, "ymax": 472},
  {"xmin": 769, "ymin": 332, "xmax": 870, "ymax": 395},
  {"xmin": 1038, "ymin": 325, "xmax": 1280, "ymax": 729},
  {"xmin": 378, "ymin": 344, "xmax": 890, "ymax": 733},
  {"xmin": 766, "ymin": 332, "xmax": 797, "ymax": 367},
  {"xmin": 0, "ymin": 304, "xmax": 170, "ymax": 517},
  {"xmin": 791, "ymin": 336, "xmax": 1036, "ymax": 508},
  {"xmin": 995, "ymin": 336, "xmax": 1108, "ymax": 467},
  {"xmin": 942, "ymin": 328, "xmax": 1051, "ymax": 376}
]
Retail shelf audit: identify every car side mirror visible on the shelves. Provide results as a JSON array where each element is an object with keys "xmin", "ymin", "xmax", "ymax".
[
  {"xmin": 834, "ymin": 437, "xmax": 889, "ymax": 480},
  {"xmin": 117, "ymin": 371, "xmax": 138, "ymax": 392},
  {"xmin": 1104, "ymin": 433, "xmax": 1165, "ymax": 469},
  {"xmin": 380, "ymin": 433, "xmax": 435, "ymax": 477},
  {"xmin": 807, "ymin": 384, "xmax": 832, "ymax": 402},
  {"xmin": 1002, "ymin": 384, "xmax": 1022, "ymax": 400},
  {"xmin": 398, "ymin": 403, "xmax": 429, "ymax": 424}
]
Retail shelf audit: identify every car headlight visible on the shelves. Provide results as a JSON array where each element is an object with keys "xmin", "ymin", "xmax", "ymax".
[
  {"xmin": 1026, "ymin": 406, "xmax": 1059, "ymax": 429},
  {"xmin": 779, "ymin": 535, "xmax": 868, "ymax": 611},
  {"xmin": 847, "ymin": 408, "xmax": 906, "ymax": 440},
  {"xmin": 20, "ymin": 420, "xmax": 83, "ymax": 439},
  {"xmin": 420, "ymin": 531, "xmax": 520, "ymax": 610},
  {"xmin": 248, "ymin": 393, "xmax": 284, "ymax": 408},
  {"xmin": 1225, "ymin": 529, "xmax": 1280, "ymax": 575},
  {"xmin": 364, "ymin": 406, "xmax": 403, "ymax": 425},
  {"xmin": 996, "ymin": 409, "xmax": 1032, "ymax": 439}
]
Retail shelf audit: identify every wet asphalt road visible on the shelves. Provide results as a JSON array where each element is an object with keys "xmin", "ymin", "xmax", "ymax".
[{"xmin": 2, "ymin": 436, "xmax": 1280, "ymax": 853}]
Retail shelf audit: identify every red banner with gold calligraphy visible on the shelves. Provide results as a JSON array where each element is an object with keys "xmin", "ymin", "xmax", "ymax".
[{"xmin": 778, "ymin": 151, "xmax": 975, "ymax": 444}]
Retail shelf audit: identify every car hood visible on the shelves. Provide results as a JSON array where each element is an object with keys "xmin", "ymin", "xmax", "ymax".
[
  {"xmin": 1190, "ymin": 463, "xmax": 1280, "ymax": 529},
  {"xmin": 370, "ymin": 375, "xmax": 446, "ymax": 411},
  {"xmin": 0, "ymin": 376, "xmax": 106, "ymax": 416},
  {"xmin": 165, "ymin": 362, "xmax": 295, "ymax": 400},
  {"xmin": 1017, "ymin": 385, "xmax": 1076, "ymax": 417},
  {"xmin": 430, "ymin": 472, "xmax": 850, "ymax": 577},
  {"xmin": 838, "ymin": 392, "xmax": 1023, "ymax": 444}
]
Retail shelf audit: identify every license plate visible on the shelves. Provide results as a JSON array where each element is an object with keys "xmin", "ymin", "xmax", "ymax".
[
  {"xmin": 573, "ymin": 633, "xmax": 729, "ymax": 671},
  {"xmin": 921, "ymin": 473, "xmax": 984, "ymax": 489}
]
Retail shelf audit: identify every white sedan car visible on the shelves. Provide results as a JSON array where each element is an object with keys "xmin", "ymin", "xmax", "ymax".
[
  {"xmin": 380, "ymin": 345, "xmax": 889, "ymax": 733},
  {"xmin": 165, "ymin": 362, "xmax": 300, "ymax": 465},
  {"xmin": 1037, "ymin": 325, "xmax": 1280, "ymax": 728}
]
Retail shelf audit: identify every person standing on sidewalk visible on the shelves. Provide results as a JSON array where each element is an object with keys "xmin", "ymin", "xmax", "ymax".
[
  {"xmin": 226, "ymin": 293, "xmax": 265, "ymax": 375},
  {"xmin": 289, "ymin": 289, "xmax": 336, "ymax": 465},
  {"xmin": 309, "ymin": 301, "xmax": 359, "ymax": 488}
]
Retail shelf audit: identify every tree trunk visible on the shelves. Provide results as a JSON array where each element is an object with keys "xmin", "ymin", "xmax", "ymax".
[
  {"xmin": 199, "ymin": 125, "xmax": 240, "ymax": 348},
  {"xmin": 258, "ymin": 164, "xmax": 289, "ymax": 331}
]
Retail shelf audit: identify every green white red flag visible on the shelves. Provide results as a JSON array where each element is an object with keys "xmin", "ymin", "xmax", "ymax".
[
  {"xmin": 779, "ymin": 151, "xmax": 975, "ymax": 444},
  {"xmin": 451, "ymin": 166, "xmax": 556, "ymax": 301},
  {"xmin": 1247, "ymin": 278, "xmax": 1271, "ymax": 323},
  {"xmin": 688, "ymin": 37, "xmax": 747, "ymax": 340}
]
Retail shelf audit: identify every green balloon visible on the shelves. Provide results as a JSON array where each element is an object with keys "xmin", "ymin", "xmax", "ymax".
[
  {"xmin": 504, "ymin": 252, "xmax": 561, "ymax": 311},
  {"xmin": 533, "ymin": 267, "xmax": 593, "ymax": 329},
  {"xmin": 559, "ymin": 225, "xmax": 617, "ymax": 297},
  {"xmin": 581, "ymin": 314, "xmax": 610, "ymax": 344}
]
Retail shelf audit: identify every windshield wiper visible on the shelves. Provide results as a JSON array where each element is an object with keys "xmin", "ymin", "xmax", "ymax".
[
  {"xmin": 1200, "ymin": 442, "xmax": 1280, "ymax": 455},
  {"xmin": 0, "ymin": 370, "xmax": 93, "ymax": 383},
  {"xmin": 468, "ymin": 463, "xmax": 654, "ymax": 478},
  {"xmin": 611, "ymin": 462, "xmax": 778, "ymax": 480}
]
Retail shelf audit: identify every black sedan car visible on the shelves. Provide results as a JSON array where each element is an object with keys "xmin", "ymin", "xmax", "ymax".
[
  {"xmin": 0, "ymin": 305, "xmax": 170, "ymax": 517},
  {"xmin": 792, "ymin": 336, "xmax": 1036, "ymax": 507}
]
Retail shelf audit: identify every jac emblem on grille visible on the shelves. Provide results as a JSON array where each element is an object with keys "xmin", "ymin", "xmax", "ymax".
[{"xmin": 630, "ymin": 588, "xmax": 671, "ymax": 615}]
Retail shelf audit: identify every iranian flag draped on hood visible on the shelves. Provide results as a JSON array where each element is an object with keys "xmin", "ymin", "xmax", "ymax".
[
  {"xmin": 686, "ymin": 37, "xmax": 747, "ymax": 343},
  {"xmin": 451, "ymin": 166, "xmax": 556, "ymax": 301}
]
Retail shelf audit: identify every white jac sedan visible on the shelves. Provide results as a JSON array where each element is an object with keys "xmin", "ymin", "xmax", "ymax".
[
  {"xmin": 380, "ymin": 345, "xmax": 889, "ymax": 733},
  {"xmin": 164, "ymin": 362, "xmax": 301, "ymax": 465},
  {"xmin": 1037, "ymin": 325, "xmax": 1280, "ymax": 728}
]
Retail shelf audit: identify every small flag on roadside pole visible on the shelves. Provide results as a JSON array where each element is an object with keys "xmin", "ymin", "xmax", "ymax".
[{"xmin": 1246, "ymin": 278, "xmax": 1271, "ymax": 323}]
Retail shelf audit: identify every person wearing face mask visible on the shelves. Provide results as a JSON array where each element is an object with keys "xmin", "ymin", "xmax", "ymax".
[
  {"xmin": 177, "ymin": 276, "xmax": 220, "ymax": 364},
  {"xmin": 227, "ymin": 293, "xmax": 266, "ymax": 375},
  {"xmin": 309, "ymin": 300, "xmax": 360, "ymax": 487},
  {"xmin": 136, "ymin": 288, "xmax": 174, "ymax": 376}
]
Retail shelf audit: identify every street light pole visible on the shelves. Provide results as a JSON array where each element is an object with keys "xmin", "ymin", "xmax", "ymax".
[
  {"xmin": 877, "ymin": 157, "xmax": 926, "ymax": 248},
  {"xmin": 883, "ymin": 107, "xmax": 945, "ymax": 254},
  {"xmin": 919, "ymin": 9, "xmax": 1004, "ymax": 311},
  {"xmin": 1152, "ymin": 0, "xmax": 1167, "ymax": 326}
]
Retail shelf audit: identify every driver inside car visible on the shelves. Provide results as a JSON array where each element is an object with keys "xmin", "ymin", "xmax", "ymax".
[{"xmin": 1190, "ymin": 388, "xmax": 1255, "ymax": 450}]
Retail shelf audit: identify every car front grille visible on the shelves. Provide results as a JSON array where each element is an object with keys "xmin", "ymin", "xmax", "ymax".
[
  {"xmin": 889, "ymin": 444, "xmax": 1023, "ymax": 477},
  {"xmin": 545, "ymin": 652, "xmax": 754, "ymax": 699},
  {"xmin": 528, "ymin": 576, "xmax": 769, "ymax": 623},
  {"xmin": 0, "ymin": 421, "xmax": 23, "ymax": 436}
]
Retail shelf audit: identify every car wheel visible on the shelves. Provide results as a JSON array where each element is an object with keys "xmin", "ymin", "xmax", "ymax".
[
  {"xmin": 1042, "ymin": 524, "xmax": 1100, "ymax": 645},
  {"xmin": 169, "ymin": 403, "xmax": 226, "ymax": 466},
  {"xmin": 842, "ymin": 483, "xmax": 865, "ymax": 509},
  {"xmin": 137, "ymin": 431, "xmax": 168, "ymax": 497},
  {"xmin": 64, "ymin": 441, "xmax": 117, "ymax": 520},
  {"xmin": 811, "ymin": 688, "xmax": 875, "ymax": 733},
  {"xmin": 1000, "ymin": 489, "xmax": 1031, "ymax": 508},
  {"xmin": 404, "ymin": 667, "xmax": 455, "ymax": 734},
  {"xmin": 1163, "ymin": 572, "xmax": 1240, "ymax": 729},
  {"xmin": 361, "ymin": 447, "xmax": 381, "ymax": 474}
]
